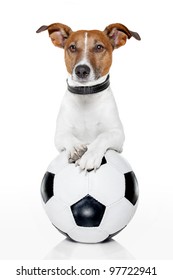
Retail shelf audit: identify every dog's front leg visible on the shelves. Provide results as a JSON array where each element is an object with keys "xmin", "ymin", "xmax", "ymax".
[
  {"xmin": 77, "ymin": 129, "xmax": 125, "ymax": 171},
  {"xmin": 55, "ymin": 132, "xmax": 87, "ymax": 163}
]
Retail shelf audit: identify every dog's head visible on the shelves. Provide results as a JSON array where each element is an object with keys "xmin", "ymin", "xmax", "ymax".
[{"xmin": 36, "ymin": 23, "xmax": 140, "ymax": 84}]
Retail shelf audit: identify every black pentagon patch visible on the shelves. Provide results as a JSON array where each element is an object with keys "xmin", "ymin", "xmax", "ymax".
[
  {"xmin": 71, "ymin": 195, "xmax": 106, "ymax": 227},
  {"xmin": 124, "ymin": 171, "xmax": 139, "ymax": 205},
  {"xmin": 41, "ymin": 172, "xmax": 55, "ymax": 203},
  {"xmin": 87, "ymin": 156, "xmax": 107, "ymax": 172}
]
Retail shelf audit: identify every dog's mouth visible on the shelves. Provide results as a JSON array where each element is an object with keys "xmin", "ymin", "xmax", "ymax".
[
  {"xmin": 72, "ymin": 75, "xmax": 96, "ymax": 85},
  {"xmin": 74, "ymin": 76, "xmax": 91, "ymax": 84}
]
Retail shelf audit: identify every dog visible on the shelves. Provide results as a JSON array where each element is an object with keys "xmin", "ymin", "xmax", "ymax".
[{"xmin": 36, "ymin": 23, "xmax": 140, "ymax": 171}]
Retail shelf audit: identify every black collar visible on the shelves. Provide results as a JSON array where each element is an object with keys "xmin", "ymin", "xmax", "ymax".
[{"xmin": 67, "ymin": 75, "xmax": 110, "ymax": 95}]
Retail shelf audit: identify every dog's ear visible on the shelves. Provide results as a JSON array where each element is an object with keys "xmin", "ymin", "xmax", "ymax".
[
  {"xmin": 104, "ymin": 23, "xmax": 141, "ymax": 49},
  {"xmin": 36, "ymin": 23, "xmax": 72, "ymax": 48}
]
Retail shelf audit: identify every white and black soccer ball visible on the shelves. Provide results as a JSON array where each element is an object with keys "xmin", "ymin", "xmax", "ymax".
[{"xmin": 41, "ymin": 150, "xmax": 139, "ymax": 243}]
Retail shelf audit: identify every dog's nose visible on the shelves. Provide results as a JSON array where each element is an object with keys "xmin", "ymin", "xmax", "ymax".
[{"xmin": 75, "ymin": 65, "xmax": 90, "ymax": 79}]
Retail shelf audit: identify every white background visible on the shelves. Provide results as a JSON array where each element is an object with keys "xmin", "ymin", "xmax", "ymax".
[{"xmin": 0, "ymin": 0, "xmax": 173, "ymax": 261}]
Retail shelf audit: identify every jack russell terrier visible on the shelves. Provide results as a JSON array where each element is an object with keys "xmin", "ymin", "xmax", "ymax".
[{"xmin": 36, "ymin": 23, "xmax": 140, "ymax": 171}]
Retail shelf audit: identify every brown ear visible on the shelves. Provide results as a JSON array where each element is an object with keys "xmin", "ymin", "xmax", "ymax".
[
  {"xmin": 104, "ymin": 23, "xmax": 141, "ymax": 49},
  {"xmin": 36, "ymin": 23, "xmax": 72, "ymax": 48}
]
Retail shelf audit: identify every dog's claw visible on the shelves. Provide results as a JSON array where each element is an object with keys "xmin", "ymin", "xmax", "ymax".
[{"xmin": 68, "ymin": 144, "xmax": 87, "ymax": 163}]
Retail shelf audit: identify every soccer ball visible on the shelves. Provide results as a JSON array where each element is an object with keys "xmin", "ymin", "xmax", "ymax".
[{"xmin": 41, "ymin": 150, "xmax": 139, "ymax": 243}]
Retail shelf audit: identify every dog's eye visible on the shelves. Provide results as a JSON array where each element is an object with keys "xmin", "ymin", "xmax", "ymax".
[
  {"xmin": 95, "ymin": 44, "xmax": 104, "ymax": 52},
  {"xmin": 69, "ymin": 44, "xmax": 77, "ymax": 52}
]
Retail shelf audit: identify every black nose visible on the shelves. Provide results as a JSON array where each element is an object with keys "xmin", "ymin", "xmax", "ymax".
[{"xmin": 75, "ymin": 64, "xmax": 90, "ymax": 79}]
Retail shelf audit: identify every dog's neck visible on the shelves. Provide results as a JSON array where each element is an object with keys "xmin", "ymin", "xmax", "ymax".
[{"xmin": 67, "ymin": 74, "xmax": 110, "ymax": 95}]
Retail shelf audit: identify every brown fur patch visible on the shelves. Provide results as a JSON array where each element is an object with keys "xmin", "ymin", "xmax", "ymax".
[
  {"xmin": 87, "ymin": 30, "xmax": 113, "ymax": 77},
  {"xmin": 65, "ymin": 31, "xmax": 86, "ymax": 74}
]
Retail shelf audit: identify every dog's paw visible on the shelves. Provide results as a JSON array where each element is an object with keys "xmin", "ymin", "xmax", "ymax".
[
  {"xmin": 76, "ymin": 150, "xmax": 104, "ymax": 171},
  {"xmin": 68, "ymin": 144, "xmax": 87, "ymax": 163}
]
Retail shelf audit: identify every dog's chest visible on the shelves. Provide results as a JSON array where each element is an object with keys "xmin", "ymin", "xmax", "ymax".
[
  {"xmin": 64, "ymin": 93, "xmax": 107, "ymax": 141},
  {"xmin": 72, "ymin": 104, "xmax": 104, "ymax": 141}
]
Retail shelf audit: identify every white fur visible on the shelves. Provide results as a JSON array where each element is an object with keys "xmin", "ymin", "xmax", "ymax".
[
  {"xmin": 55, "ymin": 74, "xmax": 125, "ymax": 171},
  {"xmin": 84, "ymin": 32, "xmax": 88, "ymax": 55}
]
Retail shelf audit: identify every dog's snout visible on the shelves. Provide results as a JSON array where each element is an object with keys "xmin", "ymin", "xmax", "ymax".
[{"xmin": 75, "ymin": 65, "xmax": 90, "ymax": 79}]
